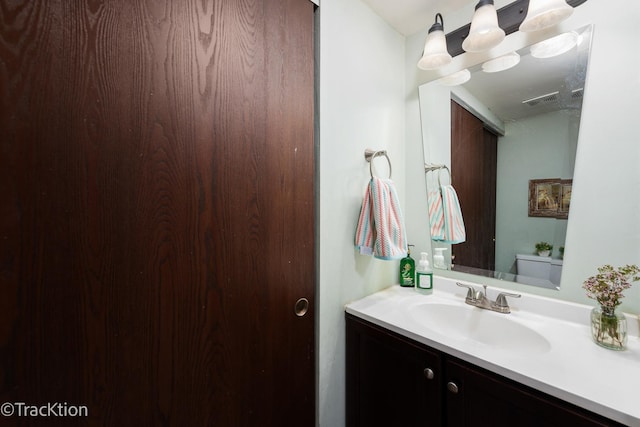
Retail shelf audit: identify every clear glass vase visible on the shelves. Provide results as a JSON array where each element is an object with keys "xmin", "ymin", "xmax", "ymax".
[{"xmin": 590, "ymin": 306, "xmax": 627, "ymax": 350}]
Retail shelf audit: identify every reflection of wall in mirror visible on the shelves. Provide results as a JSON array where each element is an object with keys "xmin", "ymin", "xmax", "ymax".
[{"xmin": 497, "ymin": 112, "xmax": 576, "ymax": 273}]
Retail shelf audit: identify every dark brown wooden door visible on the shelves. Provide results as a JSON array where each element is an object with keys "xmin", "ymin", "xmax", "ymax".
[
  {"xmin": 0, "ymin": 1, "xmax": 315, "ymax": 425},
  {"xmin": 451, "ymin": 100, "xmax": 497, "ymax": 271}
]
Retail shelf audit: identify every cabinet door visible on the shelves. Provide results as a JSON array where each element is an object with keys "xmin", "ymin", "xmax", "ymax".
[
  {"xmin": 445, "ymin": 359, "xmax": 622, "ymax": 427},
  {"xmin": 346, "ymin": 315, "xmax": 442, "ymax": 427}
]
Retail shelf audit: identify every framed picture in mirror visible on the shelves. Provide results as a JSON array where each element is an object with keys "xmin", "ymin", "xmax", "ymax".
[
  {"xmin": 528, "ymin": 178, "xmax": 572, "ymax": 219},
  {"xmin": 558, "ymin": 179, "xmax": 572, "ymax": 219}
]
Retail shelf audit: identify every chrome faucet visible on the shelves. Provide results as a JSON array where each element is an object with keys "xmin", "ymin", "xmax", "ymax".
[{"xmin": 456, "ymin": 282, "xmax": 521, "ymax": 314}]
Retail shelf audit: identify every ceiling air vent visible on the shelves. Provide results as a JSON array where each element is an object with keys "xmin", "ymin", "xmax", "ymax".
[
  {"xmin": 571, "ymin": 88, "xmax": 584, "ymax": 99},
  {"xmin": 522, "ymin": 91, "xmax": 559, "ymax": 107}
]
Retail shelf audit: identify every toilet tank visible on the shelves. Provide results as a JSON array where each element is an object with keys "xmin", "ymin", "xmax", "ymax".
[
  {"xmin": 549, "ymin": 258, "xmax": 563, "ymax": 285},
  {"xmin": 516, "ymin": 254, "xmax": 551, "ymax": 280}
]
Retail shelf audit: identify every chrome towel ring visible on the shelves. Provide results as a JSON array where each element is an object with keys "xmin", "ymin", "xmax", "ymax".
[
  {"xmin": 425, "ymin": 163, "xmax": 451, "ymax": 186},
  {"xmin": 364, "ymin": 148, "xmax": 392, "ymax": 179}
]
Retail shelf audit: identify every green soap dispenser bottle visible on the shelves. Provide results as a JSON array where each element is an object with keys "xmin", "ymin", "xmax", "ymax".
[{"xmin": 399, "ymin": 245, "xmax": 415, "ymax": 287}]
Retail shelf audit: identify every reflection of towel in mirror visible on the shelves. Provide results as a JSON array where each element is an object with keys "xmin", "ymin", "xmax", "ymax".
[
  {"xmin": 441, "ymin": 185, "xmax": 466, "ymax": 243},
  {"xmin": 355, "ymin": 177, "xmax": 408, "ymax": 260},
  {"xmin": 429, "ymin": 185, "xmax": 466, "ymax": 244}
]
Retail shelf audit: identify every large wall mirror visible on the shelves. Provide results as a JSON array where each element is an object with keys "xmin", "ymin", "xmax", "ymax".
[{"xmin": 419, "ymin": 24, "xmax": 593, "ymax": 290}]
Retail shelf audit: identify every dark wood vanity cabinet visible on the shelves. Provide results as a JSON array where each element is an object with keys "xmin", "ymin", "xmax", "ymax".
[
  {"xmin": 346, "ymin": 314, "xmax": 624, "ymax": 427},
  {"xmin": 346, "ymin": 313, "xmax": 443, "ymax": 427},
  {"xmin": 444, "ymin": 359, "xmax": 624, "ymax": 427}
]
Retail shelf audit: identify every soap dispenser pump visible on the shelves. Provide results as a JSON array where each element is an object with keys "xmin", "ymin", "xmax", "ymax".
[
  {"xmin": 416, "ymin": 252, "xmax": 433, "ymax": 293},
  {"xmin": 433, "ymin": 247, "xmax": 447, "ymax": 269},
  {"xmin": 399, "ymin": 245, "xmax": 415, "ymax": 287}
]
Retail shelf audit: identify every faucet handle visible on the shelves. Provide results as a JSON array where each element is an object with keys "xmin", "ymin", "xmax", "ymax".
[
  {"xmin": 492, "ymin": 292, "xmax": 521, "ymax": 313},
  {"xmin": 456, "ymin": 282, "xmax": 476, "ymax": 301}
]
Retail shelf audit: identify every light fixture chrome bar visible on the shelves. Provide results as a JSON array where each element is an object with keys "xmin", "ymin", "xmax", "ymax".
[{"xmin": 444, "ymin": 0, "xmax": 588, "ymax": 58}]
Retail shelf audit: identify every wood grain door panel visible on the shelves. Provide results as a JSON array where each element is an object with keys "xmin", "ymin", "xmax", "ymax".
[
  {"xmin": 0, "ymin": 0, "xmax": 315, "ymax": 425},
  {"xmin": 451, "ymin": 100, "xmax": 497, "ymax": 271}
]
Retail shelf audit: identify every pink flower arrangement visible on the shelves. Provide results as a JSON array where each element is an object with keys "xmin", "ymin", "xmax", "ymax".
[{"xmin": 582, "ymin": 264, "xmax": 640, "ymax": 312}]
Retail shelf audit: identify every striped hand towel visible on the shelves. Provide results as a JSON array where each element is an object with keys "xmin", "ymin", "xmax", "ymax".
[
  {"xmin": 428, "ymin": 189, "xmax": 445, "ymax": 241},
  {"xmin": 355, "ymin": 177, "xmax": 408, "ymax": 260},
  {"xmin": 440, "ymin": 184, "xmax": 466, "ymax": 244}
]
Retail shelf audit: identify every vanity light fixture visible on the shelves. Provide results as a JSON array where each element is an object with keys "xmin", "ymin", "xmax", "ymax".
[
  {"xmin": 520, "ymin": 0, "xmax": 574, "ymax": 32},
  {"xmin": 418, "ymin": 13, "xmax": 453, "ymax": 70},
  {"xmin": 482, "ymin": 52, "xmax": 520, "ymax": 73},
  {"xmin": 530, "ymin": 31, "xmax": 580, "ymax": 58},
  {"xmin": 437, "ymin": 69, "xmax": 471, "ymax": 86},
  {"xmin": 461, "ymin": 0, "xmax": 505, "ymax": 53}
]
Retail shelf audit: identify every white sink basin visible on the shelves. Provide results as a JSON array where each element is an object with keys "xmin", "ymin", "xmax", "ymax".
[{"xmin": 408, "ymin": 302, "xmax": 551, "ymax": 354}]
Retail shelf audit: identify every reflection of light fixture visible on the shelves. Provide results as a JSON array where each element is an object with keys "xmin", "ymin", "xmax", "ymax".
[
  {"xmin": 437, "ymin": 69, "xmax": 471, "ymax": 86},
  {"xmin": 482, "ymin": 52, "xmax": 520, "ymax": 73},
  {"xmin": 418, "ymin": 13, "xmax": 452, "ymax": 70},
  {"xmin": 462, "ymin": 0, "xmax": 505, "ymax": 53},
  {"xmin": 530, "ymin": 31, "xmax": 580, "ymax": 58},
  {"xmin": 520, "ymin": 0, "xmax": 574, "ymax": 32}
]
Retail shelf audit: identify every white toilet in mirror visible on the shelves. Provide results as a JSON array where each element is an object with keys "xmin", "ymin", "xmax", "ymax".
[
  {"xmin": 549, "ymin": 259, "xmax": 563, "ymax": 286},
  {"xmin": 516, "ymin": 254, "xmax": 562, "ymax": 287}
]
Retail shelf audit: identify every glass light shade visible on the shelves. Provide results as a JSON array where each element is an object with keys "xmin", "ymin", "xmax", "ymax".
[
  {"xmin": 418, "ymin": 29, "xmax": 452, "ymax": 70},
  {"xmin": 530, "ymin": 31, "xmax": 580, "ymax": 58},
  {"xmin": 438, "ymin": 69, "xmax": 471, "ymax": 86},
  {"xmin": 482, "ymin": 52, "xmax": 520, "ymax": 73},
  {"xmin": 520, "ymin": 0, "xmax": 574, "ymax": 32},
  {"xmin": 462, "ymin": 2, "xmax": 505, "ymax": 53}
]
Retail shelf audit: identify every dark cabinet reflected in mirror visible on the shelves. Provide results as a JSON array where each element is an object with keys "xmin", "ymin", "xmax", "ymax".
[{"xmin": 419, "ymin": 25, "xmax": 593, "ymax": 290}]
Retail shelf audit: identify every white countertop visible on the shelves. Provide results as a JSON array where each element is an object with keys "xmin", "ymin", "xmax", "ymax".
[{"xmin": 345, "ymin": 277, "xmax": 640, "ymax": 426}]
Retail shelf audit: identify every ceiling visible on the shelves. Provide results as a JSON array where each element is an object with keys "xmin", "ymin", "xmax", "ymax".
[
  {"xmin": 360, "ymin": 0, "xmax": 473, "ymax": 36},
  {"xmin": 460, "ymin": 42, "xmax": 586, "ymax": 122}
]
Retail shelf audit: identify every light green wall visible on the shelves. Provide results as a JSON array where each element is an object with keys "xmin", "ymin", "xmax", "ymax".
[
  {"xmin": 318, "ymin": 1, "xmax": 405, "ymax": 426},
  {"xmin": 495, "ymin": 110, "xmax": 578, "ymax": 272}
]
